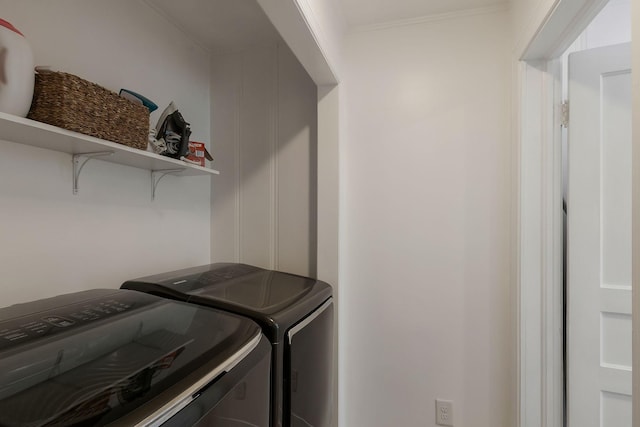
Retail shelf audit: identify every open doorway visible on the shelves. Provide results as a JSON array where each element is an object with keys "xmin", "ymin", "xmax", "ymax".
[
  {"xmin": 559, "ymin": 1, "xmax": 631, "ymax": 426},
  {"xmin": 517, "ymin": 0, "xmax": 633, "ymax": 426}
]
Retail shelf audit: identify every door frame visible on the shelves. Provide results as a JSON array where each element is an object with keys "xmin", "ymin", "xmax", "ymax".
[
  {"xmin": 251, "ymin": 2, "xmax": 341, "ymax": 426},
  {"xmin": 515, "ymin": 0, "xmax": 615, "ymax": 426}
]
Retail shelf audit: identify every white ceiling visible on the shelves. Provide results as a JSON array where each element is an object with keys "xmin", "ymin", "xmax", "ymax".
[
  {"xmin": 145, "ymin": 0, "xmax": 508, "ymax": 54},
  {"xmin": 145, "ymin": 0, "xmax": 281, "ymax": 53},
  {"xmin": 340, "ymin": 0, "xmax": 507, "ymax": 28}
]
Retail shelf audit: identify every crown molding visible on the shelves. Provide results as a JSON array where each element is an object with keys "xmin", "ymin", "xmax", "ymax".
[{"xmin": 350, "ymin": 2, "xmax": 510, "ymax": 34}]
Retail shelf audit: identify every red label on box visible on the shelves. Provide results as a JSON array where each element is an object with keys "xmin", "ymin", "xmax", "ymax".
[{"xmin": 186, "ymin": 141, "xmax": 206, "ymax": 167}]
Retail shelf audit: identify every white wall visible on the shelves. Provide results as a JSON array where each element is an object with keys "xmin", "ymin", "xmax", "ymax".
[
  {"xmin": 341, "ymin": 9, "xmax": 513, "ymax": 427},
  {"xmin": 580, "ymin": 0, "xmax": 631, "ymax": 48},
  {"xmin": 209, "ymin": 42, "xmax": 318, "ymax": 277},
  {"xmin": 0, "ymin": 0, "xmax": 211, "ymax": 307}
]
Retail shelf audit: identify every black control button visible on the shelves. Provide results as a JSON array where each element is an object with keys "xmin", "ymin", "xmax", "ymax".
[{"xmin": 41, "ymin": 316, "xmax": 76, "ymax": 328}]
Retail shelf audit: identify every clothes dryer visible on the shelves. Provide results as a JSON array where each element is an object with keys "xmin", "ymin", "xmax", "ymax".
[{"xmin": 122, "ymin": 263, "xmax": 333, "ymax": 427}]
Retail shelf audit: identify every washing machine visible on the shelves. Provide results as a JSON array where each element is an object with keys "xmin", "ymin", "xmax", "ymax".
[
  {"xmin": 122, "ymin": 263, "xmax": 333, "ymax": 427},
  {"xmin": 0, "ymin": 288, "xmax": 271, "ymax": 426}
]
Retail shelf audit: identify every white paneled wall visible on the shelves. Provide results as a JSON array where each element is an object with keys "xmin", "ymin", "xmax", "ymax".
[
  {"xmin": 0, "ymin": 0, "xmax": 211, "ymax": 307},
  {"xmin": 341, "ymin": 9, "xmax": 513, "ymax": 427},
  {"xmin": 238, "ymin": 48, "xmax": 277, "ymax": 267},
  {"xmin": 210, "ymin": 43, "xmax": 318, "ymax": 277},
  {"xmin": 276, "ymin": 45, "xmax": 318, "ymax": 275}
]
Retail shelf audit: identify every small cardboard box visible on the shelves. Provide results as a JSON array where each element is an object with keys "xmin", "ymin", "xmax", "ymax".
[{"xmin": 185, "ymin": 141, "xmax": 209, "ymax": 167}]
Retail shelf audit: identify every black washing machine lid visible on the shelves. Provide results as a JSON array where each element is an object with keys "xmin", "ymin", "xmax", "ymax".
[
  {"xmin": 122, "ymin": 263, "xmax": 333, "ymax": 341},
  {"xmin": 0, "ymin": 289, "xmax": 261, "ymax": 427}
]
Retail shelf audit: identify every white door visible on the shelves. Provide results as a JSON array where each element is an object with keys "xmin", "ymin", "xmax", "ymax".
[{"xmin": 567, "ymin": 43, "xmax": 632, "ymax": 427}]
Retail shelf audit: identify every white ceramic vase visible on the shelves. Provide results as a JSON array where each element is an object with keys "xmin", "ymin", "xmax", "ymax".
[{"xmin": 0, "ymin": 19, "xmax": 34, "ymax": 117}]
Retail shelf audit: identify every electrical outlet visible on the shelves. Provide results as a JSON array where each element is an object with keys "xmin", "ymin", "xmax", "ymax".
[{"xmin": 436, "ymin": 399, "xmax": 453, "ymax": 426}]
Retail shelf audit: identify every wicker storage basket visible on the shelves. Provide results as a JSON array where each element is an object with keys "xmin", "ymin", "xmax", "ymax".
[{"xmin": 27, "ymin": 71, "xmax": 149, "ymax": 150}]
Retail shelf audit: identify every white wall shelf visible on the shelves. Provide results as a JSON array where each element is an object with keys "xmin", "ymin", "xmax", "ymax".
[{"xmin": 0, "ymin": 111, "xmax": 219, "ymax": 197}]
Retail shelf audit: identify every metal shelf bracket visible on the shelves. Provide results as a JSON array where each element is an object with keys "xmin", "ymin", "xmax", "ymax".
[
  {"xmin": 73, "ymin": 151, "xmax": 114, "ymax": 194},
  {"xmin": 151, "ymin": 169, "xmax": 184, "ymax": 200}
]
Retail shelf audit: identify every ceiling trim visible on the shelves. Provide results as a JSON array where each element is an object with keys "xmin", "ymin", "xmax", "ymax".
[
  {"xmin": 519, "ymin": 0, "xmax": 609, "ymax": 60},
  {"xmin": 349, "ymin": 2, "xmax": 509, "ymax": 34},
  {"xmin": 294, "ymin": 0, "xmax": 341, "ymax": 83},
  {"xmin": 257, "ymin": 0, "xmax": 339, "ymax": 85}
]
